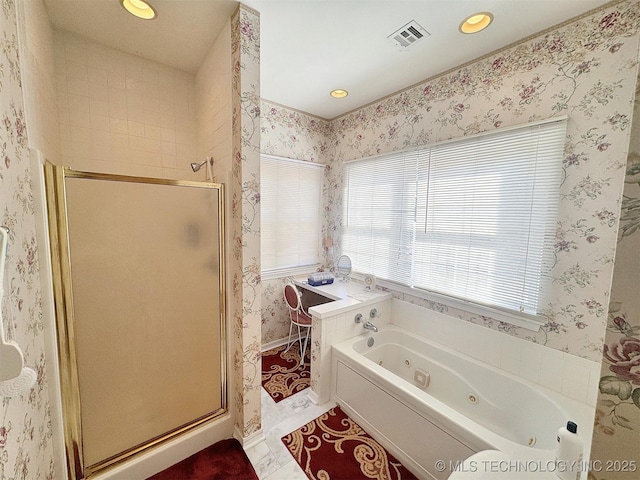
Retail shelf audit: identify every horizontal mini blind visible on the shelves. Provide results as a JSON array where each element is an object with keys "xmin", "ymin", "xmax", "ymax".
[
  {"xmin": 342, "ymin": 117, "xmax": 567, "ymax": 316},
  {"xmin": 261, "ymin": 155, "xmax": 324, "ymax": 272},
  {"xmin": 413, "ymin": 120, "xmax": 567, "ymax": 314},
  {"xmin": 342, "ymin": 151, "xmax": 419, "ymax": 284}
]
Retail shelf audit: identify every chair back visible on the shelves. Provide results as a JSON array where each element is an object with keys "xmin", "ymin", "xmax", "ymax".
[{"xmin": 283, "ymin": 283, "xmax": 302, "ymax": 313}]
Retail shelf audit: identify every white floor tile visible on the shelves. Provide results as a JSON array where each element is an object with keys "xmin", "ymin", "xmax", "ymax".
[
  {"xmin": 246, "ymin": 387, "xmax": 335, "ymax": 479},
  {"xmin": 253, "ymin": 449, "xmax": 281, "ymax": 479},
  {"xmin": 244, "ymin": 440, "xmax": 271, "ymax": 465},
  {"xmin": 262, "ymin": 460, "xmax": 308, "ymax": 480}
]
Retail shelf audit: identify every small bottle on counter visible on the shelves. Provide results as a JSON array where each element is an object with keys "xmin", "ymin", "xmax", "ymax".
[{"xmin": 555, "ymin": 421, "xmax": 584, "ymax": 480}]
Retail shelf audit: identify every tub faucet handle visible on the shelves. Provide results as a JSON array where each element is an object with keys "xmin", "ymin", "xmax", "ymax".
[
  {"xmin": 369, "ymin": 308, "xmax": 379, "ymax": 319},
  {"xmin": 354, "ymin": 313, "xmax": 363, "ymax": 324}
]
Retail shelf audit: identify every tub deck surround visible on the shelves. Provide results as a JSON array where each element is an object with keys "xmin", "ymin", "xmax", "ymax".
[
  {"xmin": 350, "ymin": 330, "xmax": 567, "ymax": 450},
  {"xmin": 331, "ymin": 325, "xmax": 595, "ymax": 480},
  {"xmin": 292, "ymin": 278, "xmax": 392, "ymax": 404},
  {"xmin": 390, "ymin": 299, "xmax": 601, "ymax": 407}
]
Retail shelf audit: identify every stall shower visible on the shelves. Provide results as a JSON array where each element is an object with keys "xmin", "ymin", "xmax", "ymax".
[{"xmin": 44, "ymin": 164, "xmax": 226, "ymax": 479}]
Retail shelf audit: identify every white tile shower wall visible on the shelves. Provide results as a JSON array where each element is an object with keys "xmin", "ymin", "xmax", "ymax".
[
  {"xmin": 195, "ymin": 20, "xmax": 232, "ymax": 182},
  {"xmin": 17, "ymin": 0, "xmax": 61, "ymax": 164},
  {"xmin": 391, "ymin": 299, "xmax": 600, "ymax": 407},
  {"xmin": 53, "ymin": 29, "xmax": 197, "ymax": 180},
  {"xmin": 312, "ymin": 299, "xmax": 391, "ymax": 404}
]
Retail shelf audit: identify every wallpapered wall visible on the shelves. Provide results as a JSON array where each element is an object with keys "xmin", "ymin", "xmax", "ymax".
[
  {"xmin": 589, "ymin": 72, "xmax": 640, "ymax": 478},
  {"xmin": 0, "ymin": 0, "xmax": 55, "ymax": 478},
  {"xmin": 3, "ymin": 0, "xmax": 638, "ymax": 475},
  {"xmin": 230, "ymin": 5, "xmax": 262, "ymax": 440},
  {"xmin": 330, "ymin": 2, "xmax": 640, "ymax": 364},
  {"xmin": 260, "ymin": 102, "xmax": 333, "ymax": 345},
  {"xmin": 259, "ymin": 3, "xmax": 640, "ymax": 470},
  {"xmin": 261, "ymin": 2, "xmax": 640, "ymax": 368},
  {"xmin": 2, "ymin": 2, "xmax": 263, "ymax": 476}
]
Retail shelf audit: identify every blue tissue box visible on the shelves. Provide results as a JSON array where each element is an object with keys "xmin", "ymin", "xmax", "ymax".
[{"xmin": 308, "ymin": 272, "xmax": 335, "ymax": 286}]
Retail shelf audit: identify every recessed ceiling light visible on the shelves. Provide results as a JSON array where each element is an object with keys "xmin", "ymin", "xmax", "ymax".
[
  {"xmin": 330, "ymin": 89, "xmax": 348, "ymax": 98},
  {"xmin": 459, "ymin": 12, "xmax": 493, "ymax": 34},
  {"xmin": 121, "ymin": 0, "xmax": 157, "ymax": 20}
]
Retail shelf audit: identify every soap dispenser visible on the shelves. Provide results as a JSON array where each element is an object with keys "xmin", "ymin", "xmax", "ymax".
[{"xmin": 555, "ymin": 421, "xmax": 583, "ymax": 480}]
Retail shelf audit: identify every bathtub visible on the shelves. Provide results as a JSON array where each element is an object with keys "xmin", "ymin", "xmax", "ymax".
[{"xmin": 331, "ymin": 325, "xmax": 593, "ymax": 480}]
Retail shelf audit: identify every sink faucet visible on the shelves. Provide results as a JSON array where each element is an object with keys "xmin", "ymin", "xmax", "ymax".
[{"xmin": 363, "ymin": 321, "xmax": 378, "ymax": 332}]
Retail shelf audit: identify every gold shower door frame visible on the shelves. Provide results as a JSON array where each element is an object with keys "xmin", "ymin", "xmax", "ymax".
[{"xmin": 44, "ymin": 165, "xmax": 227, "ymax": 479}]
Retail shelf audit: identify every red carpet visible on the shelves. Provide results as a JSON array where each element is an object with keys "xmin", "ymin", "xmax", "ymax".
[
  {"xmin": 147, "ymin": 438, "xmax": 258, "ymax": 480},
  {"xmin": 262, "ymin": 342, "xmax": 310, "ymax": 403},
  {"xmin": 282, "ymin": 406, "xmax": 418, "ymax": 480}
]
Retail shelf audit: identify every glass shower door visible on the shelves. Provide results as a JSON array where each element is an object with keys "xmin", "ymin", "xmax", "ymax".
[{"xmin": 45, "ymin": 165, "xmax": 226, "ymax": 479}]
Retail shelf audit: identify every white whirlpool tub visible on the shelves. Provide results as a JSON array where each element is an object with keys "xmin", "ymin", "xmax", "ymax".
[{"xmin": 331, "ymin": 325, "xmax": 593, "ymax": 480}]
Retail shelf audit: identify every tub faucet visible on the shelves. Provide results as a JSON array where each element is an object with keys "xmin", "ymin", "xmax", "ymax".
[
  {"xmin": 354, "ymin": 313, "xmax": 378, "ymax": 333},
  {"xmin": 363, "ymin": 321, "xmax": 378, "ymax": 333}
]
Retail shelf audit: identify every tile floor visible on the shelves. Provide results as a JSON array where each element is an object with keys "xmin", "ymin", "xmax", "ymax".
[{"xmin": 244, "ymin": 387, "xmax": 336, "ymax": 479}]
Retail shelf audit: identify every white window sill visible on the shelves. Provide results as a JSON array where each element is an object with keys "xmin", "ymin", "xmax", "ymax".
[
  {"xmin": 350, "ymin": 272, "xmax": 543, "ymax": 332},
  {"xmin": 261, "ymin": 264, "xmax": 321, "ymax": 281}
]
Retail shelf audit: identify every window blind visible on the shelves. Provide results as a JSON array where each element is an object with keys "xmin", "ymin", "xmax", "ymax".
[
  {"xmin": 342, "ymin": 150, "xmax": 418, "ymax": 284},
  {"xmin": 342, "ymin": 117, "xmax": 567, "ymax": 317},
  {"xmin": 261, "ymin": 155, "xmax": 324, "ymax": 272}
]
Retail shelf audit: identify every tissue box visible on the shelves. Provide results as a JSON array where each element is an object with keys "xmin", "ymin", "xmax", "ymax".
[{"xmin": 308, "ymin": 272, "xmax": 335, "ymax": 286}]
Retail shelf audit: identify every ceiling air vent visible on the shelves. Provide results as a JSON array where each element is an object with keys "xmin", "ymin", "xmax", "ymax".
[{"xmin": 387, "ymin": 20, "xmax": 430, "ymax": 49}]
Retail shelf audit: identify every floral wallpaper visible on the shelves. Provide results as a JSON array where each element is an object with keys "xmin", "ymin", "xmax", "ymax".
[
  {"xmin": 259, "ymin": 2, "xmax": 640, "ymax": 466},
  {"xmin": 260, "ymin": 278, "xmax": 289, "ymax": 346},
  {"xmin": 261, "ymin": 101, "xmax": 333, "ymax": 164},
  {"xmin": 231, "ymin": 4, "xmax": 262, "ymax": 440},
  {"xmin": 0, "ymin": 0, "xmax": 55, "ymax": 478},
  {"xmin": 4, "ymin": 0, "xmax": 635, "ymax": 472},
  {"xmin": 588, "ymin": 72, "xmax": 640, "ymax": 478},
  {"xmin": 260, "ymin": 2, "xmax": 640, "ymax": 367},
  {"xmin": 260, "ymin": 101, "xmax": 333, "ymax": 345},
  {"xmin": 324, "ymin": 1, "xmax": 640, "ymax": 364}
]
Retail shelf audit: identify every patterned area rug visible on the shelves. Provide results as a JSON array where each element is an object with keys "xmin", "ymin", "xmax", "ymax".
[
  {"xmin": 146, "ymin": 438, "xmax": 258, "ymax": 480},
  {"xmin": 262, "ymin": 342, "xmax": 310, "ymax": 403},
  {"xmin": 282, "ymin": 406, "xmax": 418, "ymax": 480}
]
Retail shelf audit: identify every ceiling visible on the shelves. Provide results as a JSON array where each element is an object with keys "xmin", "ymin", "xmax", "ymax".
[{"xmin": 43, "ymin": 0, "xmax": 612, "ymax": 120}]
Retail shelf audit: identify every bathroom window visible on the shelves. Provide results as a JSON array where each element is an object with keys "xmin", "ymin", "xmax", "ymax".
[
  {"xmin": 342, "ymin": 117, "xmax": 567, "ymax": 323},
  {"xmin": 261, "ymin": 154, "xmax": 324, "ymax": 277}
]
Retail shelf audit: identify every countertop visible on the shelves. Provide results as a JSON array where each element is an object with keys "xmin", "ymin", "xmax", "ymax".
[{"xmin": 293, "ymin": 277, "xmax": 392, "ymax": 319}]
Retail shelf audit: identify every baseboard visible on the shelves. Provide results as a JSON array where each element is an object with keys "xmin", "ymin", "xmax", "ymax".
[
  {"xmin": 233, "ymin": 427, "xmax": 265, "ymax": 449},
  {"xmin": 261, "ymin": 335, "xmax": 299, "ymax": 352},
  {"xmin": 307, "ymin": 389, "xmax": 320, "ymax": 405}
]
